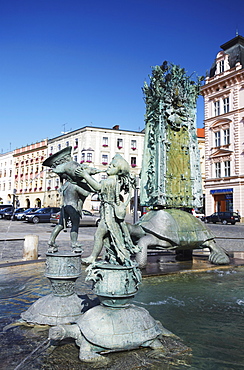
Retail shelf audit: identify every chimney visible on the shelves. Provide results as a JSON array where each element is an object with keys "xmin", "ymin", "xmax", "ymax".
[{"xmin": 113, "ymin": 125, "xmax": 120, "ymax": 130}]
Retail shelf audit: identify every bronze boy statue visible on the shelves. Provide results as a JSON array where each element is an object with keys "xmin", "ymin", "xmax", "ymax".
[{"xmin": 43, "ymin": 146, "xmax": 101, "ymax": 253}]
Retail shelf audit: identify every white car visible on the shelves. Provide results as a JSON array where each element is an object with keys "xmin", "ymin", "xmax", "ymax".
[
  {"xmin": 192, "ymin": 209, "xmax": 205, "ymax": 220},
  {"xmin": 50, "ymin": 210, "xmax": 100, "ymax": 227}
]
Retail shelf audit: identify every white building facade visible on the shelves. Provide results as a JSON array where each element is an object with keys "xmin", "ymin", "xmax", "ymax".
[
  {"xmin": 0, "ymin": 125, "xmax": 205, "ymax": 213},
  {"xmin": 46, "ymin": 125, "xmax": 145, "ymax": 211},
  {"xmin": 201, "ymin": 35, "xmax": 244, "ymax": 219},
  {"xmin": 13, "ymin": 140, "xmax": 48, "ymax": 208},
  {"xmin": 0, "ymin": 151, "xmax": 14, "ymax": 205}
]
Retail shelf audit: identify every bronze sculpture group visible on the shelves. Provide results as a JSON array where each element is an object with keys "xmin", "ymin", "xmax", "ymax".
[{"xmin": 21, "ymin": 62, "xmax": 231, "ymax": 364}]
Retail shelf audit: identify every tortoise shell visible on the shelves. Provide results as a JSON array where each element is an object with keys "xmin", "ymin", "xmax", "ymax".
[
  {"xmin": 77, "ymin": 304, "xmax": 162, "ymax": 350},
  {"xmin": 138, "ymin": 209, "xmax": 214, "ymax": 248}
]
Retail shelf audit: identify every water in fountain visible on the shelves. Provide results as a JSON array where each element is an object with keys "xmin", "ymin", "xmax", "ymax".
[{"xmin": 0, "ymin": 262, "xmax": 243, "ymax": 369}]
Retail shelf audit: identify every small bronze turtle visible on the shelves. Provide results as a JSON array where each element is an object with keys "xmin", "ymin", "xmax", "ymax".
[{"xmin": 49, "ymin": 304, "xmax": 173, "ymax": 364}]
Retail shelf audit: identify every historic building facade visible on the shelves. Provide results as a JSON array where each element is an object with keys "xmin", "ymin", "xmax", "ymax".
[
  {"xmin": 46, "ymin": 125, "xmax": 145, "ymax": 210},
  {"xmin": 0, "ymin": 127, "xmax": 205, "ymax": 213},
  {"xmin": 197, "ymin": 128, "xmax": 205, "ymax": 200},
  {"xmin": 0, "ymin": 151, "xmax": 14, "ymax": 205},
  {"xmin": 13, "ymin": 140, "xmax": 48, "ymax": 208},
  {"xmin": 201, "ymin": 35, "xmax": 244, "ymax": 219}
]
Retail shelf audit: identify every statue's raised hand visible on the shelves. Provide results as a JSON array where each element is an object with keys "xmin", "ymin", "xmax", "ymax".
[{"xmin": 75, "ymin": 167, "xmax": 87, "ymax": 178}]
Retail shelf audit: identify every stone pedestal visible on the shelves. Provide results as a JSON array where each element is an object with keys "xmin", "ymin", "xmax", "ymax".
[{"xmin": 21, "ymin": 251, "xmax": 84, "ymax": 325}]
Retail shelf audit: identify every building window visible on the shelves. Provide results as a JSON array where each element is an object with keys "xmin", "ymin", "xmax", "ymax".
[
  {"xmin": 223, "ymin": 97, "xmax": 229, "ymax": 113},
  {"xmin": 223, "ymin": 129, "xmax": 230, "ymax": 145},
  {"xmin": 74, "ymin": 138, "xmax": 78, "ymax": 148},
  {"xmin": 219, "ymin": 60, "xmax": 224, "ymax": 73},
  {"xmin": 131, "ymin": 157, "xmax": 137, "ymax": 167},
  {"xmin": 66, "ymin": 141, "xmax": 69, "ymax": 147},
  {"xmin": 87, "ymin": 153, "xmax": 92, "ymax": 163},
  {"xmin": 74, "ymin": 155, "xmax": 77, "ymax": 162},
  {"xmin": 102, "ymin": 137, "xmax": 108, "ymax": 147},
  {"xmin": 58, "ymin": 144, "xmax": 61, "ymax": 151},
  {"xmin": 117, "ymin": 138, "xmax": 123, "ymax": 149},
  {"xmin": 215, "ymin": 162, "xmax": 221, "ymax": 178},
  {"xmin": 102, "ymin": 154, "xmax": 108, "ymax": 165},
  {"xmin": 214, "ymin": 101, "xmax": 220, "ymax": 116},
  {"xmin": 81, "ymin": 153, "xmax": 85, "ymax": 163},
  {"xmin": 224, "ymin": 161, "xmax": 230, "ymax": 177},
  {"xmin": 215, "ymin": 131, "xmax": 220, "ymax": 147},
  {"xmin": 131, "ymin": 139, "xmax": 137, "ymax": 150}
]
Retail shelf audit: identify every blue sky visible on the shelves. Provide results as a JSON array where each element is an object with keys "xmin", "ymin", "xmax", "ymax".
[{"xmin": 1, "ymin": 0, "xmax": 244, "ymax": 153}]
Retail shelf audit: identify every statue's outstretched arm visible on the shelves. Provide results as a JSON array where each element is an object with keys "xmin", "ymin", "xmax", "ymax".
[
  {"xmin": 75, "ymin": 185, "xmax": 90, "ymax": 197},
  {"xmin": 75, "ymin": 168, "xmax": 101, "ymax": 192}
]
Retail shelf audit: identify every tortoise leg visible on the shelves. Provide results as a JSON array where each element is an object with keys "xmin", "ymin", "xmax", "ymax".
[
  {"xmin": 204, "ymin": 240, "xmax": 230, "ymax": 265},
  {"xmin": 78, "ymin": 336, "xmax": 110, "ymax": 365},
  {"xmin": 136, "ymin": 234, "xmax": 158, "ymax": 268}
]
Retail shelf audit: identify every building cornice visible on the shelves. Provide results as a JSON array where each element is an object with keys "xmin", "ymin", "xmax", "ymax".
[{"xmin": 48, "ymin": 126, "xmax": 145, "ymax": 144}]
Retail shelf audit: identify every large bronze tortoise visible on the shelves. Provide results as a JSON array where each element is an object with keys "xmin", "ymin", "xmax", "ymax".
[{"xmin": 127, "ymin": 209, "xmax": 230, "ymax": 268}]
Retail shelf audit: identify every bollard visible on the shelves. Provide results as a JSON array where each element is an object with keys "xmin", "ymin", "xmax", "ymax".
[{"xmin": 23, "ymin": 234, "xmax": 39, "ymax": 260}]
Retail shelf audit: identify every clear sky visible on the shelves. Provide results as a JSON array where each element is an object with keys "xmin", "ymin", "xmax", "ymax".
[{"xmin": 1, "ymin": 0, "xmax": 244, "ymax": 153}]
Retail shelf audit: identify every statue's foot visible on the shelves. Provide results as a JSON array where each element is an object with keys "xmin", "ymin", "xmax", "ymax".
[
  {"xmin": 79, "ymin": 350, "xmax": 110, "ymax": 365},
  {"xmin": 209, "ymin": 250, "xmax": 230, "ymax": 265},
  {"xmin": 208, "ymin": 244, "xmax": 230, "ymax": 265},
  {"xmin": 81, "ymin": 256, "xmax": 96, "ymax": 265},
  {"xmin": 47, "ymin": 244, "xmax": 59, "ymax": 253},
  {"xmin": 72, "ymin": 244, "xmax": 83, "ymax": 253}
]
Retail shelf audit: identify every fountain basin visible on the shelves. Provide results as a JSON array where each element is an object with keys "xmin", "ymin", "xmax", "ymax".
[{"xmin": 0, "ymin": 258, "xmax": 243, "ymax": 369}]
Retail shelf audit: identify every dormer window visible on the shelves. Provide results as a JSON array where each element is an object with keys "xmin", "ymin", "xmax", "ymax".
[
  {"xmin": 219, "ymin": 60, "xmax": 224, "ymax": 73},
  {"xmin": 214, "ymin": 51, "xmax": 230, "ymax": 76}
]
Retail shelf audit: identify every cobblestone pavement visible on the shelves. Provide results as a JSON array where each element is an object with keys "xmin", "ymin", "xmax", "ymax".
[
  {"xmin": 0, "ymin": 217, "xmax": 244, "ymax": 264},
  {"xmin": 0, "ymin": 219, "xmax": 96, "ymax": 263}
]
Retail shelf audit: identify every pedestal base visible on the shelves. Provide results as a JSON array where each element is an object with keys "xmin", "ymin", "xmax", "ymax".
[{"xmin": 21, "ymin": 251, "xmax": 84, "ymax": 325}]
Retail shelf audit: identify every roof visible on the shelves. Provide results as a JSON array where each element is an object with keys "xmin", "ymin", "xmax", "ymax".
[
  {"xmin": 197, "ymin": 128, "xmax": 205, "ymax": 138},
  {"xmin": 209, "ymin": 35, "xmax": 244, "ymax": 77}
]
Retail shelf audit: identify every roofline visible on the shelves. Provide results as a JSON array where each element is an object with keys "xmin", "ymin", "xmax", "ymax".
[
  {"xmin": 48, "ymin": 125, "xmax": 145, "ymax": 142},
  {"xmin": 220, "ymin": 35, "xmax": 244, "ymax": 50}
]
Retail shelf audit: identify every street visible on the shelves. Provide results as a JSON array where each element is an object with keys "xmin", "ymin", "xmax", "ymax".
[
  {"xmin": 0, "ymin": 218, "xmax": 244, "ymax": 263},
  {"xmin": 0, "ymin": 219, "xmax": 96, "ymax": 262}
]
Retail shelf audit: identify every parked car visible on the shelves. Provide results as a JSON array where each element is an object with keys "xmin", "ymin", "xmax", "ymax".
[
  {"xmin": 4, "ymin": 207, "xmax": 27, "ymax": 220},
  {"xmin": 15, "ymin": 208, "xmax": 40, "ymax": 221},
  {"xmin": 25, "ymin": 207, "xmax": 60, "ymax": 223},
  {"xmin": 50, "ymin": 210, "xmax": 100, "ymax": 227},
  {"xmin": 0, "ymin": 204, "xmax": 12, "ymax": 210},
  {"xmin": 0, "ymin": 207, "xmax": 13, "ymax": 219},
  {"xmin": 203, "ymin": 211, "xmax": 240, "ymax": 225},
  {"xmin": 192, "ymin": 209, "xmax": 205, "ymax": 220}
]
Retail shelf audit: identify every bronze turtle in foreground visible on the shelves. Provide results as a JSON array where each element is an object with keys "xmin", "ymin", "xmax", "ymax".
[
  {"xmin": 49, "ymin": 304, "xmax": 173, "ymax": 364},
  {"xmin": 127, "ymin": 209, "xmax": 230, "ymax": 268}
]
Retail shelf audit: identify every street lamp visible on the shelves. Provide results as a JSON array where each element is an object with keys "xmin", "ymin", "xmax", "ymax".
[{"xmin": 133, "ymin": 177, "xmax": 140, "ymax": 224}]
